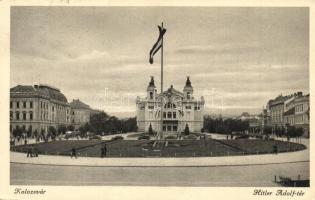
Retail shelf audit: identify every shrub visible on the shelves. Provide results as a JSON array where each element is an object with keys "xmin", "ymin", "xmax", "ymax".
[
  {"xmin": 184, "ymin": 124, "xmax": 190, "ymax": 135},
  {"xmin": 185, "ymin": 134, "xmax": 197, "ymax": 140},
  {"xmin": 165, "ymin": 135, "xmax": 177, "ymax": 140},
  {"xmin": 148, "ymin": 123, "xmax": 154, "ymax": 135}
]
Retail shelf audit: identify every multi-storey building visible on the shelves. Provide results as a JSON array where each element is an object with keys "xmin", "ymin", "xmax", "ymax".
[
  {"xmin": 70, "ymin": 99, "xmax": 100, "ymax": 130},
  {"xmin": 136, "ymin": 76, "xmax": 205, "ymax": 138},
  {"xmin": 10, "ymin": 84, "xmax": 71, "ymax": 135},
  {"xmin": 267, "ymin": 92, "xmax": 309, "ymax": 137},
  {"xmin": 283, "ymin": 93, "xmax": 309, "ymax": 136}
]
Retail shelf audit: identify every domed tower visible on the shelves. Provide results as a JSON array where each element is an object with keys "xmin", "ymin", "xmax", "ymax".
[
  {"xmin": 147, "ymin": 76, "xmax": 156, "ymax": 100},
  {"xmin": 183, "ymin": 76, "xmax": 193, "ymax": 100}
]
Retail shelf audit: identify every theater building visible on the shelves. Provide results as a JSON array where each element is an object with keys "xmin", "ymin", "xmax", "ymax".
[{"xmin": 136, "ymin": 76, "xmax": 205, "ymax": 137}]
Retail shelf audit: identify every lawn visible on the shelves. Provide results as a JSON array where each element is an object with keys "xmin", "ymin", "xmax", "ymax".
[
  {"xmin": 11, "ymin": 139, "xmax": 306, "ymax": 158},
  {"xmin": 218, "ymin": 139, "xmax": 306, "ymax": 154}
]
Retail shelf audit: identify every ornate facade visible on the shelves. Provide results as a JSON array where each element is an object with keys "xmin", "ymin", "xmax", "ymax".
[{"xmin": 136, "ymin": 76, "xmax": 205, "ymax": 137}]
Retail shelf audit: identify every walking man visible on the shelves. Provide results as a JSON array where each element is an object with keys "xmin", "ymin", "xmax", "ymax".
[
  {"xmin": 103, "ymin": 144, "xmax": 107, "ymax": 158},
  {"xmin": 71, "ymin": 147, "xmax": 77, "ymax": 159}
]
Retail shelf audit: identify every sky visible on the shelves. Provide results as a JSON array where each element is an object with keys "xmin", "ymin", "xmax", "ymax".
[{"xmin": 10, "ymin": 7, "xmax": 309, "ymax": 117}]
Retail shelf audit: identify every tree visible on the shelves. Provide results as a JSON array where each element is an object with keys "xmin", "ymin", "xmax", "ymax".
[
  {"xmin": 79, "ymin": 123, "xmax": 90, "ymax": 138},
  {"xmin": 58, "ymin": 125, "xmax": 67, "ymax": 135},
  {"xmin": 295, "ymin": 127, "xmax": 304, "ymax": 142},
  {"xmin": 33, "ymin": 129, "xmax": 39, "ymax": 142},
  {"xmin": 48, "ymin": 126, "xmax": 57, "ymax": 140},
  {"xmin": 263, "ymin": 126, "xmax": 272, "ymax": 135},
  {"xmin": 13, "ymin": 127, "xmax": 23, "ymax": 137},
  {"xmin": 201, "ymin": 128, "xmax": 205, "ymax": 133},
  {"xmin": 27, "ymin": 126, "xmax": 32, "ymax": 138},
  {"xmin": 66, "ymin": 125, "xmax": 74, "ymax": 132},
  {"xmin": 287, "ymin": 126, "xmax": 296, "ymax": 139},
  {"xmin": 148, "ymin": 123, "xmax": 153, "ymax": 135},
  {"xmin": 184, "ymin": 124, "xmax": 190, "ymax": 135}
]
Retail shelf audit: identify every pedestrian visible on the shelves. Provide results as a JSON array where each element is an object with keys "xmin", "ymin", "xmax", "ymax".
[
  {"xmin": 71, "ymin": 147, "xmax": 77, "ymax": 158},
  {"xmin": 273, "ymin": 144, "xmax": 278, "ymax": 154},
  {"xmin": 100, "ymin": 146, "xmax": 104, "ymax": 158},
  {"xmin": 24, "ymin": 139, "xmax": 27, "ymax": 145},
  {"xmin": 30, "ymin": 145, "xmax": 35, "ymax": 157},
  {"xmin": 27, "ymin": 146, "xmax": 32, "ymax": 157},
  {"xmin": 34, "ymin": 146, "xmax": 39, "ymax": 157},
  {"xmin": 103, "ymin": 144, "xmax": 107, "ymax": 157}
]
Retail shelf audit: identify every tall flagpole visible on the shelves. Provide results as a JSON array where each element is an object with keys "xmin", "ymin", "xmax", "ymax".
[{"xmin": 160, "ymin": 22, "xmax": 164, "ymax": 140}]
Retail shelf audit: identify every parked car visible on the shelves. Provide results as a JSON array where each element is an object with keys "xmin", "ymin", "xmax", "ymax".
[
  {"xmin": 235, "ymin": 134, "xmax": 249, "ymax": 139},
  {"xmin": 89, "ymin": 135, "xmax": 102, "ymax": 140},
  {"xmin": 138, "ymin": 135, "xmax": 150, "ymax": 140},
  {"xmin": 111, "ymin": 136, "xmax": 124, "ymax": 141}
]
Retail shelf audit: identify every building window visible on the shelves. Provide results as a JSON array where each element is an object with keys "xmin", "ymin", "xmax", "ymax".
[
  {"xmin": 52, "ymin": 106, "xmax": 55, "ymax": 112},
  {"xmin": 16, "ymin": 112, "xmax": 20, "ymax": 120},
  {"xmin": 167, "ymin": 126, "xmax": 172, "ymax": 131},
  {"xmin": 29, "ymin": 125, "xmax": 32, "ymax": 133},
  {"xmin": 185, "ymin": 105, "xmax": 191, "ymax": 109},
  {"xmin": 148, "ymin": 105, "xmax": 154, "ymax": 110},
  {"xmin": 30, "ymin": 101, "xmax": 33, "ymax": 108},
  {"xmin": 23, "ymin": 112, "xmax": 26, "ymax": 120},
  {"xmin": 187, "ymin": 92, "xmax": 191, "ymax": 99},
  {"xmin": 30, "ymin": 112, "xmax": 33, "ymax": 120},
  {"xmin": 23, "ymin": 101, "xmax": 26, "ymax": 108},
  {"xmin": 10, "ymin": 101, "xmax": 12, "ymax": 109},
  {"xmin": 163, "ymin": 112, "xmax": 166, "ymax": 119},
  {"xmin": 173, "ymin": 125, "xmax": 177, "ymax": 131},
  {"xmin": 149, "ymin": 92, "xmax": 153, "ymax": 99},
  {"xmin": 16, "ymin": 102, "xmax": 20, "ymax": 108},
  {"xmin": 163, "ymin": 126, "xmax": 166, "ymax": 131},
  {"xmin": 167, "ymin": 112, "xmax": 172, "ymax": 119},
  {"xmin": 10, "ymin": 111, "xmax": 13, "ymax": 120},
  {"xmin": 194, "ymin": 106, "xmax": 200, "ymax": 110},
  {"xmin": 173, "ymin": 112, "xmax": 176, "ymax": 119}
]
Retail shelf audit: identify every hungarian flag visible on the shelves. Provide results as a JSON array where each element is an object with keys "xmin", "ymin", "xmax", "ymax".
[{"xmin": 149, "ymin": 25, "xmax": 166, "ymax": 64}]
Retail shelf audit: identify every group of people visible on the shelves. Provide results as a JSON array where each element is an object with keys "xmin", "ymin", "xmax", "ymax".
[{"xmin": 26, "ymin": 145, "xmax": 39, "ymax": 158}]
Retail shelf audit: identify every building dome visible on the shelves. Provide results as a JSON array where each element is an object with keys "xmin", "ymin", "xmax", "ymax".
[
  {"xmin": 147, "ymin": 76, "xmax": 156, "ymax": 91},
  {"xmin": 183, "ymin": 76, "xmax": 193, "ymax": 92}
]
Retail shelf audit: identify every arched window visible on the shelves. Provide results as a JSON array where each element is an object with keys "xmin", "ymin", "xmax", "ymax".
[{"xmin": 149, "ymin": 92, "xmax": 153, "ymax": 99}]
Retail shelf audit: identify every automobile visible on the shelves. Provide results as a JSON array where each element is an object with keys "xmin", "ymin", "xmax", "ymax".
[
  {"xmin": 111, "ymin": 136, "xmax": 124, "ymax": 141},
  {"xmin": 89, "ymin": 135, "xmax": 102, "ymax": 140},
  {"xmin": 235, "ymin": 134, "xmax": 250, "ymax": 139},
  {"xmin": 138, "ymin": 135, "xmax": 150, "ymax": 140}
]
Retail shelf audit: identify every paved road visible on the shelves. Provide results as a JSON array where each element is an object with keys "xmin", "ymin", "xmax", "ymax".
[{"xmin": 11, "ymin": 161, "xmax": 308, "ymax": 186}]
